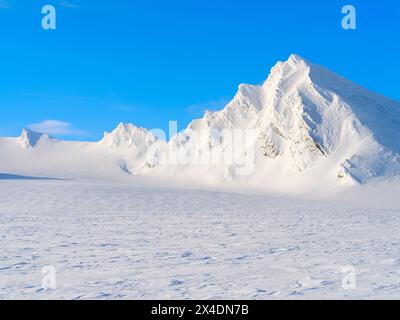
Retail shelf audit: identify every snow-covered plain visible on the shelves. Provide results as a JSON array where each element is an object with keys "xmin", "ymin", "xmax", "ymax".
[{"xmin": 1, "ymin": 177, "xmax": 400, "ymax": 300}]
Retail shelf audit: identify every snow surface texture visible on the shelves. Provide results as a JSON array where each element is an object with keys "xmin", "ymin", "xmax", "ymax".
[
  {"xmin": 0, "ymin": 55, "xmax": 399, "ymax": 192},
  {"xmin": 1, "ymin": 179, "xmax": 400, "ymax": 300}
]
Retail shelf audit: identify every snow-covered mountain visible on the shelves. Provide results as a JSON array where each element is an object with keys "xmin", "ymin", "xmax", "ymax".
[
  {"xmin": 0, "ymin": 124, "xmax": 164, "ymax": 180},
  {"xmin": 1, "ymin": 54, "xmax": 399, "ymax": 192},
  {"xmin": 100, "ymin": 123, "xmax": 159, "ymax": 150},
  {"xmin": 154, "ymin": 54, "xmax": 400, "ymax": 190},
  {"xmin": 99, "ymin": 123, "xmax": 166, "ymax": 174}
]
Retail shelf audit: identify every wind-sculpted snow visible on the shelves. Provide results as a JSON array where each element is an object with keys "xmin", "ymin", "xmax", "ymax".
[{"xmin": 1, "ymin": 180, "xmax": 400, "ymax": 299}]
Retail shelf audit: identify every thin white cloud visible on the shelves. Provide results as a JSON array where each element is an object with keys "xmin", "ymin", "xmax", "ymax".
[
  {"xmin": 58, "ymin": 1, "xmax": 80, "ymax": 8},
  {"xmin": 28, "ymin": 120, "xmax": 86, "ymax": 137},
  {"xmin": 0, "ymin": 0, "xmax": 10, "ymax": 9}
]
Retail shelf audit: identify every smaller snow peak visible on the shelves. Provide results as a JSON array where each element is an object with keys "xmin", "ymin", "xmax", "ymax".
[
  {"xmin": 101, "ymin": 122, "xmax": 158, "ymax": 149},
  {"xmin": 19, "ymin": 128, "xmax": 47, "ymax": 149},
  {"xmin": 110, "ymin": 123, "xmax": 150, "ymax": 137}
]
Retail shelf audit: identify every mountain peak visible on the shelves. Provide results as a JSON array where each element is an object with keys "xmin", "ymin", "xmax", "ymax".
[
  {"xmin": 115, "ymin": 122, "xmax": 139, "ymax": 131},
  {"xmin": 287, "ymin": 54, "xmax": 308, "ymax": 66},
  {"xmin": 279, "ymin": 54, "xmax": 311, "ymax": 70},
  {"xmin": 101, "ymin": 123, "xmax": 158, "ymax": 149}
]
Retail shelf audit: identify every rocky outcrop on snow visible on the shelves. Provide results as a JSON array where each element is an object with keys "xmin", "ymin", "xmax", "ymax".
[{"xmin": 1, "ymin": 55, "xmax": 399, "ymax": 190}]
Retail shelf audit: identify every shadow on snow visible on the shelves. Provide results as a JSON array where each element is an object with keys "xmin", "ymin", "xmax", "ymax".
[{"xmin": 0, "ymin": 173, "xmax": 65, "ymax": 181}]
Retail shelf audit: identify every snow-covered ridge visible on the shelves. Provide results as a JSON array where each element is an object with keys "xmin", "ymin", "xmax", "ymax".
[
  {"xmin": 100, "ymin": 122, "xmax": 159, "ymax": 149},
  {"xmin": 1, "ymin": 54, "xmax": 399, "ymax": 192}
]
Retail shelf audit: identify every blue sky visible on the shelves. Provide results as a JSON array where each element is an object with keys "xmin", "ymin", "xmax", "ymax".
[{"xmin": 0, "ymin": 0, "xmax": 399, "ymax": 140}]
